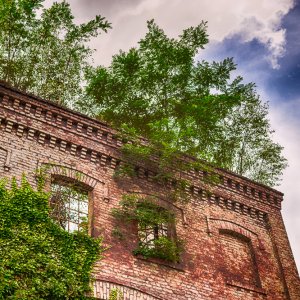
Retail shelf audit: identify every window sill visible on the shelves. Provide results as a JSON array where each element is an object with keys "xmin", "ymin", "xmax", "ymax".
[
  {"xmin": 226, "ymin": 280, "xmax": 267, "ymax": 295},
  {"xmin": 135, "ymin": 254, "xmax": 184, "ymax": 271}
]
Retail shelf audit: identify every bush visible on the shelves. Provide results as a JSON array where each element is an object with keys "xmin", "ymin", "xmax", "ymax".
[{"xmin": 0, "ymin": 177, "xmax": 103, "ymax": 299}]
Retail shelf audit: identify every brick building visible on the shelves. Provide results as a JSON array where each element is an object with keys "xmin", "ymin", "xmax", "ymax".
[{"xmin": 0, "ymin": 82, "xmax": 299, "ymax": 300}]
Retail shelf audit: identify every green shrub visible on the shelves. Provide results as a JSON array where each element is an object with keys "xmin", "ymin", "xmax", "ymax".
[
  {"xmin": 0, "ymin": 177, "xmax": 103, "ymax": 299},
  {"xmin": 112, "ymin": 194, "xmax": 183, "ymax": 263}
]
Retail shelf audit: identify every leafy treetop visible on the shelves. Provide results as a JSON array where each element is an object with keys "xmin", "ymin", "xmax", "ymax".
[
  {"xmin": 85, "ymin": 20, "xmax": 287, "ymax": 186},
  {"xmin": 0, "ymin": 0, "xmax": 110, "ymax": 106}
]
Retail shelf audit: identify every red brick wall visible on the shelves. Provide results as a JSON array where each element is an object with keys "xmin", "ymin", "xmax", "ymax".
[
  {"xmin": 0, "ymin": 82, "xmax": 299, "ymax": 300},
  {"xmin": 218, "ymin": 230, "xmax": 258, "ymax": 286}
]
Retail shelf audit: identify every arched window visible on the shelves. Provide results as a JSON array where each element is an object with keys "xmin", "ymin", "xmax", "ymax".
[
  {"xmin": 219, "ymin": 229, "xmax": 261, "ymax": 287},
  {"xmin": 138, "ymin": 215, "xmax": 169, "ymax": 249},
  {"xmin": 134, "ymin": 200, "xmax": 180, "ymax": 263},
  {"xmin": 50, "ymin": 176, "xmax": 91, "ymax": 233}
]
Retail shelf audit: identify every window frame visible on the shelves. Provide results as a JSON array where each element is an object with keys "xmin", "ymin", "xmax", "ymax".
[
  {"xmin": 49, "ymin": 175, "xmax": 93, "ymax": 235},
  {"xmin": 134, "ymin": 201, "xmax": 182, "ymax": 266},
  {"xmin": 137, "ymin": 221, "xmax": 172, "ymax": 249}
]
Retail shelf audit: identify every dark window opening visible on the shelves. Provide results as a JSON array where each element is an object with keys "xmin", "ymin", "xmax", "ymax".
[
  {"xmin": 134, "ymin": 203, "xmax": 181, "ymax": 263},
  {"xmin": 138, "ymin": 223, "xmax": 169, "ymax": 249}
]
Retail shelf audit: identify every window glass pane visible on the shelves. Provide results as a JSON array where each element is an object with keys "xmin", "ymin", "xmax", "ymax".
[
  {"xmin": 138, "ymin": 222, "xmax": 169, "ymax": 249},
  {"xmin": 69, "ymin": 210, "xmax": 79, "ymax": 223},
  {"xmin": 79, "ymin": 200, "xmax": 88, "ymax": 213},
  {"xmin": 70, "ymin": 198, "xmax": 78, "ymax": 210},
  {"xmin": 158, "ymin": 223, "xmax": 168, "ymax": 237},
  {"xmin": 79, "ymin": 212, "xmax": 87, "ymax": 220},
  {"xmin": 50, "ymin": 183, "xmax": 89, "ymax": 233},
  {"xmin": 69, "ymin": 222, "xmax": 78, "ymax": 232}
]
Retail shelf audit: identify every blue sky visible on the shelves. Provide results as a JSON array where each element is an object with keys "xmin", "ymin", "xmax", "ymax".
[
  {"xmin": 271, "ymin": 2, "xmax": 300, "ymax": 101},
  {"xmin": 200, "ymin": 1, "xmax": 300, "ymax": 270},
  {"xmin": 202, "ymin": 1, "xmax": 300, "ymax": 106},
  {"xmin": 46, "ymin": 0, "xmax": 300, "ymax": 270}
]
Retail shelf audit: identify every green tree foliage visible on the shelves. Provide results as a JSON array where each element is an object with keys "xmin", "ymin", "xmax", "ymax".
[
  {"xmin": 112, "ymin": 195, "xmax": 182, "ymax": 263},
  {"xmin": 0, "ymin": 0, "xmax": 110, "ymax": 105},
  {"xmin": 85, "ymin": 20, "xmax": 287, "ymax": 186},
  {"xmin": 0, "ymin": 177, "xmax": 103, "ymax": 299}
]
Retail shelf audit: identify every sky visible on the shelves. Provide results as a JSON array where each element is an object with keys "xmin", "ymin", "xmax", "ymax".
[{"xmin": 44, "ymin": 0, "xmax": 300, "ymax": 270}]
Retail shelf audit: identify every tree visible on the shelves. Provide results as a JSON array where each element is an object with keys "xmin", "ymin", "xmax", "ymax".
[
  {"xmin": 0, "ymin": 177, "xmax": 103, "ymax": 299},
  {"xmin": 84, "ymin": 20, "xmax": 287, "ymax": 186},
  {"xmin": 0, "ymin": 0, "xmax": 110, "ymax": 106}
]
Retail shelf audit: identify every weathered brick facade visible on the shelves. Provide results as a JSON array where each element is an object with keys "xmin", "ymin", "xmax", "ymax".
[{"xmin": 0, "ymin": 82, "xmax": 299, "ymax": 300}]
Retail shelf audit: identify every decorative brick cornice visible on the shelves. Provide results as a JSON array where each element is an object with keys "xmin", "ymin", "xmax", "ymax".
[
  {"xmin": 0, "ymin": 85, "xmax": 283, "ymax": 212},
  {"xmin": 0, "ymin": 91, "xmax": 122, "ymax": 152},
  {"xmin": 200, "ymin": 190, "xmax": 268, "ymax": 223},
  {"xmin": 0, "ymin": 114, "xmax": 277, "ymax": 223},
  {"xmin": 0, "ymin": 116, "xmax": 120, "ymax": 170}
]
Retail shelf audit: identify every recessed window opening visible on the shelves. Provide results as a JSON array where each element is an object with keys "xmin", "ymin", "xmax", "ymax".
[
  {"xmin": 50, "ymin": 178, "xmax": 89, "ymax": 233},
  {"xmin": 131, "ymin": 199, "xmax": 181, "ymax": 263},
  {"xmin": 219, "ymin": 229, "xmax": 261, "ymax": 288},
  {"xmin": 138, "ymin": 222, "xmax": 169, "ymax": 249}
]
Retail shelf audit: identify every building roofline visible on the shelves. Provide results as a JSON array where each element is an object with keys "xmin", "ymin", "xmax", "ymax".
[
  {"xmin": 0, "ymin": 80, "xmax": 110, "ymax": 128},
  {"xmin": 0, "ymin": 80, "xmax": 283, "ymax": 197}
]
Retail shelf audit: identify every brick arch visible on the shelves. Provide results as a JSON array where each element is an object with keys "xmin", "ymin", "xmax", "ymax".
[
  {"xmin": 210, "ymin": 218, "xmax": 257, "ymax": 240},
  {"xmin": 210, "ymin": 218, "xmax": 262, "ymax": 289},
  {"xmin": 93, "ymin": 280, "xmax": 163, "ymax": 300},
  {"xmin": 209, "ymin": 218, "xmax": 265, "ymax": 250},
  {"xmin": 38, "ymin": 163, "xmax": 103, "ymax": 189},
  {"xmin": 127, "ymin": 190, "xmax": 187, "ymax": 225}
]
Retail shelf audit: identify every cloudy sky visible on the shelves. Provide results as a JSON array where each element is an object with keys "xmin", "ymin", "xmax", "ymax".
[{"xmin": 45, "ymin": 0, "xmax": 300, "ymax": 270}]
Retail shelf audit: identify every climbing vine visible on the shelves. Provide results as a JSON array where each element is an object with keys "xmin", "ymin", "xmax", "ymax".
[
  {"xmin": 108, "ymin": 288, "xmax": 123, "ymax": 300},
  {"xmin": 0, "ymin": 176, "xmax": 103, "ymax": 299},
  {"xmin": 112, "ymin": 194, "xmax": 183, "ymax": 263}
]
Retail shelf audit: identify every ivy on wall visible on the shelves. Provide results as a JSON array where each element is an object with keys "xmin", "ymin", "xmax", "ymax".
[
  {"xmin": 108, "ymin": 288, "xmax": 123, "ymax": 300},
  {"xmin": 112, "ymin": 194, "xmax": 183, "ymax": 263},
  {"xmin": 0, "ymin": 177, "xmax": 103, "ymax": 299}
]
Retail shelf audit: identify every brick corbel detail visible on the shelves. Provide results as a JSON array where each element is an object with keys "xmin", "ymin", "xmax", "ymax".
[
  {"xmin": 0, "ymin": 89, "xmax": 283, "ymax": 210},
  {"xmin": 37, "ymin": 162, "xmax": 103, "ymax": 190},
  {"xmin": 0, "ymin": 146, "xmax": 12, "ymax": 171},
  {"xmin": 0, "ymin": 115, "xmax": 269, "ymax": 224}
]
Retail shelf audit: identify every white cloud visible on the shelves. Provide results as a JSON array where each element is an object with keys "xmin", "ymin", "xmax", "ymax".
[
  {"xmin": 269, "ymin": 98, "xmax": 300, "ymax": 270},
  {"xmin": 48, "ymin": 0, "xmax": 294, "ymax": 67}
]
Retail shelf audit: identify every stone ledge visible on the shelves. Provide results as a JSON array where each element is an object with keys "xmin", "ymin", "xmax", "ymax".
[
  {"xmin": 0, "ymin": 87, "xmax": 284, "ymax": 210},
  {"xmin": 226, "ymin": 280, "xmax": 267, "ymax": 295}
]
